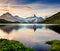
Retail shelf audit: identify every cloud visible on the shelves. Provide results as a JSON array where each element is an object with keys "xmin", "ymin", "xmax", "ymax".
[
  {"xmin": 0, "ymin": 0, "xmax": 60, "ymax": 18},
  {"xmin": 9, "ymin": 3, "xmax": 60, "ymax": 16},
  {"xmin": 36, "ymin": 8, "xmax": 60, "ymax": 17},
  {"xmin": 0, "ymin": 0, "xmax": 27, "ymax": 4},
  {"xmin": 0, "ymin": 0, "xmax": 15, "ymax": 4}
]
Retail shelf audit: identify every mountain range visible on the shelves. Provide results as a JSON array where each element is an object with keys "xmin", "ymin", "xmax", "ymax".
[
  {"xmin": 0, "ymin": 12, "xmax": 60, "ymax": 24},
  {"xmin": 0, "ymin": 12, "xmax": 44, "ymax": 23}
]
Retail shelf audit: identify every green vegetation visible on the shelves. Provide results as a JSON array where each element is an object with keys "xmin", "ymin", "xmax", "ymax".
[
  {"xmin": 42, "ymin": 12, "xmax": 60, "ymax": 24},
  {"xmin": 46, "ymin": 40, "xmax": 60, "ymax": 51},
  {"xmin": 0, "ymin": 19, "xmax": 20, "ymax": 23},
  {"xmin": 0, "ymin": 39, "xmax": 34, "ymax": 51},
  {"xmin": 53, "ymin": 20, "xmax": 60, "ymax": 24}
]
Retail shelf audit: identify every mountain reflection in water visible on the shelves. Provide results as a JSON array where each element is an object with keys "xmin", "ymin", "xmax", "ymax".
[
  {"xmin": 0, "ymin": 24, "xmax": 60, "ymax": 33},
  {"xmin": 0, "ymin": 24, "xmax": 44, "ymax": 33},
  {"xmin": 0, "ymin": 25, "xmax": 20, "ymax": 33},
  {"xmin": 48, "ymin": 25, "xmax": 60, "ymax": 34}
]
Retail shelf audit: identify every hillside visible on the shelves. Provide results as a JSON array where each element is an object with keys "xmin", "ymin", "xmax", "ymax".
[
  {"xmin": 0, "ymin": 19, "xmax": 20, "ymax": 23},
  {"xmin": 43, "ymin": 12, "xmax": 60, "ymax": 24}
]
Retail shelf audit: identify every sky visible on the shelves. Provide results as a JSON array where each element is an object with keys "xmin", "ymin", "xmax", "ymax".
[{"xmin": 0, "ymin": 0, "xmax": 60, "ymax": 18}]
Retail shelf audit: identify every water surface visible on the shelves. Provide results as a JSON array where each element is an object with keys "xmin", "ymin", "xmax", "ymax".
[{"xmin": 0, "ymin": 24, "xmax": 60, "ymax": 51}]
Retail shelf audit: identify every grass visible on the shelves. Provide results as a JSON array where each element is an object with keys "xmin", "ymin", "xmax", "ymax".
[
  {"xmin": 0, "ymin": 39, "xmax": 34, "ymax": 51},
  {"xmin": 46, "ymin": 40, "xmax": 60, "ymax": 51},
  {"xmin": 53, "ymin": 20, "xmax": 60, "ymax": 24}
]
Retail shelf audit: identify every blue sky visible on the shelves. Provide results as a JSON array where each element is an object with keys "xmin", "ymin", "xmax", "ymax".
[
  {"xmin": 15, "ymin": 0, "xmax": 60, "ymax": 4},
  {"xmin": 0, "ymin": 0, "xmax": 60, "ymax": 18}
]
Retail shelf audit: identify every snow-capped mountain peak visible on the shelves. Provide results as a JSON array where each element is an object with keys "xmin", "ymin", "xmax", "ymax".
[{"xmin": 26, "ymin": 14, "xmax": 44, "ymax": 23}]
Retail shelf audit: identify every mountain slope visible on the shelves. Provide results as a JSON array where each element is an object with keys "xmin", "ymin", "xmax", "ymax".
[
  {"xmin": 0, "ymin": 12, "xmax": 26, "ymax": 23},
  {"xmin": 43, "ymin": 12, "xmax": 60, "ymax": 24},
  {"xmin": 0, "ymin": 19, "xmax": 19, "ymax": 23},
  {"xmin": 14, "ymin": 16, "xmax": 27, "ymax": 23},
  {"xmin": 0, "ymin": 12, "xmax": 17, "ymax": 22}
]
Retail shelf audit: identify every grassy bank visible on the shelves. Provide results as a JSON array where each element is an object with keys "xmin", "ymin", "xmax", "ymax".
[
  {"xmin": 0, "ymin": 39, "xmax": 34, "ymax": 51},
  {"xmin": 46, "ymin": 40, "xmax": 60, "ymax": 51}
]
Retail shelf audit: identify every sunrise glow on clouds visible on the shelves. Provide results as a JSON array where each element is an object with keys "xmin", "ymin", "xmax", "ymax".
[{"xmin": 0, "ymin": 0, "xmax": 60, "ymax": 18}]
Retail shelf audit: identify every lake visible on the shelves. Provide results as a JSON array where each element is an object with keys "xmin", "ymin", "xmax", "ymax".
[{"xmin": 0, "ymin": 24, "xmax": 60, "ymax": 51}]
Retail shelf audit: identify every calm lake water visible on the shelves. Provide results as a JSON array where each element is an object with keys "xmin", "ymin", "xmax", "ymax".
[{"xmin": 0, "ymin": 24, "xmax": 60, "ymax": 51}]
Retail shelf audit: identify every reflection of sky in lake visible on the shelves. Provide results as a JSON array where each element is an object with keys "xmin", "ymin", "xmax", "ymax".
[{"xmin": 0, "ymin": 24, "xmax": 60, "ymax": 51}]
